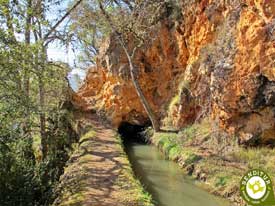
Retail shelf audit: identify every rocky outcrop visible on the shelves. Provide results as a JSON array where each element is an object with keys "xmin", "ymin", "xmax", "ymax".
[
  {"xmin": 74, "ymin": 0, "xmax": 275, "ymax": 144},
  {"xmin": 73, "ymin": 21, "xmax": 188, "ymax": 127}
]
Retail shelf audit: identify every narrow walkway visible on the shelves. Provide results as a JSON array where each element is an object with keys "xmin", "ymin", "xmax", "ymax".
[{"xmin": 53, "ymin": 113, "xmax": 152, "ymax": 206}]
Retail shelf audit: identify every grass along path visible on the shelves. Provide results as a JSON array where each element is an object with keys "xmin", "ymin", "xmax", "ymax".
[
  {"xmin": 148, "ymin": 118, "xmax": 275, "ymax": 206},
  {"xmin": 53, "ymin": 113, "xmax": 152, "ymax": 206}
]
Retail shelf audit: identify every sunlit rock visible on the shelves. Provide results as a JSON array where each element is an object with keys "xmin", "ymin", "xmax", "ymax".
[{"xmin": 74, "ymin": 0, "xmax": 275, "ymax": 144}]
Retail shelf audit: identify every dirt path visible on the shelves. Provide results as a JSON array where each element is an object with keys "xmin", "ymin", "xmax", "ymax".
[{"xmin": 53, "ymin": 113, "xmax": 152, "ymax": 206}]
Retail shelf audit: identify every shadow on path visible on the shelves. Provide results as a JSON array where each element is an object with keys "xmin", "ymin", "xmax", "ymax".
[{"xmin": 52, "ymin": 113, "xmax": 145, "ymax": 206}]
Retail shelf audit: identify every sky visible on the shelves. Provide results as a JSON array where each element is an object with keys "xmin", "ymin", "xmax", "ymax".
[
  {"xmin": 47, "ymin": 0, "xmax": 77, "ymax": 67},
  {"xmin": 47, "ymin": 44, "xmax": 87, "ymax": 92},
  {"xmin": 48, "ymin": 43, "xmax": 77, "ymax": 67},
  {"xmin": 46, "ymin": 0, "xmax": 88, "ymax": 91},
  {"xmin": 67, "ymin": 68, "xmax": 87, "ymax": 91}
]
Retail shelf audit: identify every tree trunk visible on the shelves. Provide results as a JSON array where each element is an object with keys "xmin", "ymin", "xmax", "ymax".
[
  {"xmin": 34, "ymin": 0, "xmax": 83, "ymax": 159},
  {"xmin": 38, "ymin": 46, "xmax": 47, "ymax": 159},
  {"xmin": 98, "ymin": 1, "xmax": 160, "ymax": 132},
  {"xmin": 23, "ymin": 0, "xmax": 32, "ymax": 135},
  {"xmin": 125, "ymin": 49, "xmax": 160, "ymax": 132},
  {"xmin": 24, "ymin": 0, "xmax": 31, "ymax": 98},
  {"xmin": 39, "ymin": 73, "xmax": 47, "ymax": 159}
]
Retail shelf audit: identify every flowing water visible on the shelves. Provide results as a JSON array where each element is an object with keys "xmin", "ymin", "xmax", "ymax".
[{"xmin": 125, "ymin": 141, "xmax": 229, "ymax": 206}]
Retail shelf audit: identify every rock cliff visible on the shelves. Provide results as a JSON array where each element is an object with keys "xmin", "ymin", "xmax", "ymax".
[{"xmin": 73, "ymin": 0, "xmax": 275, "ymax": 144}]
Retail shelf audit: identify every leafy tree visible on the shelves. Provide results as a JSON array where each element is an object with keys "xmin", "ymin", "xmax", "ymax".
[{"xmin": 0, "ymin": 0, "xmax": 83, "ymax": 205}]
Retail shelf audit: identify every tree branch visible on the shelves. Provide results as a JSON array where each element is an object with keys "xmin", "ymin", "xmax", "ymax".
[{"xmin": 43, "ymin": 0, "xmax": 83, "ymax": 43}]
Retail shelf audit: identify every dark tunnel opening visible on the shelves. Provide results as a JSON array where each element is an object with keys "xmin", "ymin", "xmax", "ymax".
[{"xmin": 118, "ymin": 122, "xmax": 150, "ymax": 144}]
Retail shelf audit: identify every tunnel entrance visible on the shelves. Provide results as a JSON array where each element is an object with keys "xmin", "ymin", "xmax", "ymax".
[{"xmin": 118, "ymin": 122, "xmax": 149, "ymax": 144}]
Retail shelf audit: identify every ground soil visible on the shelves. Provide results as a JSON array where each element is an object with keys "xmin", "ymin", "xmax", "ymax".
[{"xmin": 53, "ymin": 113, "xmax": 151, "ymax": 206}]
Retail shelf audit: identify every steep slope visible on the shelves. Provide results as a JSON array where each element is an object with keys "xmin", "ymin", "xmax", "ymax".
[{"xmin": 73, "ymin": 0, "xmax": 275, "ymax": 145}]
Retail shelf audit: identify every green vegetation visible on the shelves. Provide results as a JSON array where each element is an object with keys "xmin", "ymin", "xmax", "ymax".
[
  {"xmin": 168, "ymin": 145, "xmax": 181, "ymax": 160},
  {"xmin": 0, "ymin": 1, "xmax": 82, "ymax": 205},
  {"xmin": 162, "ymin": 80, "xmax": 191, "ymax": 129},
  {"xmin": 147, "ymin": 119, "xmax": 275, "ymax": 203},
  {"xmin": 1, "ymin": 0, "xmax": 273, "ymax": 205},
  {"xmin": 53, "ymin": 127, "xmax": 94, "ymax": 206},
  {"xmin": 0, "ymin": 0, "xmax": 182, "ymax": 204}
]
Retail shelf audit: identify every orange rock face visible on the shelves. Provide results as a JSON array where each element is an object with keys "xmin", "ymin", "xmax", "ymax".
[
  {"xmin": 74, "ymin": 23, "xmax": 188, "ymax": 127},
  {"xmin": 74, "ymin": 0, "xmax": 275, "ymax": 144}
]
